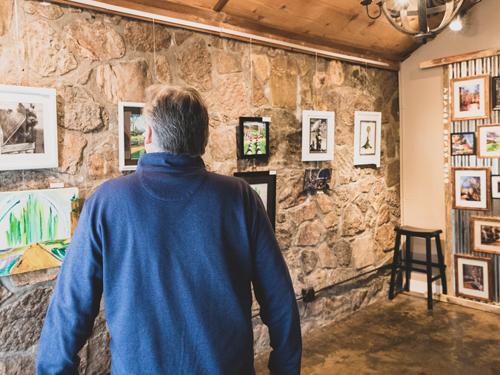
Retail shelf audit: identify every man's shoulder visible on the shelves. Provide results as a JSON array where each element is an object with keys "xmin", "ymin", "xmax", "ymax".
[
  {"xmin": 89, "ymin": 173, "xmax": 138, "ymax": 201},
  {"xmin": 205, "ymin": 170, "xmax": 251, "ymax": 192}
]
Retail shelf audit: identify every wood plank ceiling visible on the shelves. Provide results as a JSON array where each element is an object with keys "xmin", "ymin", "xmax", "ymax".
[{"xmin": 53, "ymin": 0, "xmax": 479, "ymax": 70}]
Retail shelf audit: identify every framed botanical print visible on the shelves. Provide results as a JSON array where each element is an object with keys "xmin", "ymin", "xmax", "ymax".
[
  {"xmin": 455, "ymin": 253, "xmax": 493, "ymax": 301},
  {"xmin": 238, "ymin": 117, "xmax": 270, "ymax": 160},
  {"xmin": 234, "ymin": 171, "xmax": 276, "ymax": 230},
  {"xmin": 452, "ymin": 167, "xmax": 490, "ymax": 211},
  {"xmin": 450, "ymin": 75, "xmax": 490, "ymax": 121},
  {"xmin": 450, "ymin": 132, "xmax": 475, "ymax": 156},
  {"xmin": 118, "ymin": 101, "xmax": 145, "ymax": 171},
  {"xmin": 477, "ymin": 124, "xmax": 500, "ymax": 158},
  {"xmin": 0, "ymin": 84, "xmax": 58, "ymax": 171},
  {"xmin": 492, "ymin": 76, "xmax": 500, "ymax": 111},
  {"xmin": 354, "ymin": 111, "xmax": 381, "ymax": 167},
  {"xmin": 301, "ymin": 110, "xmax": 335, "ymax": 162},
  {"xmin": 470, "ymin": 216, "xmax": 500, "ymax": 254}
]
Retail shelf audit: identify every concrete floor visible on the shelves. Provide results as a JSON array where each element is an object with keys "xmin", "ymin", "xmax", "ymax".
[{"xmin": 255, "ymin": 295, "xmax": 500, "ymax": 375}]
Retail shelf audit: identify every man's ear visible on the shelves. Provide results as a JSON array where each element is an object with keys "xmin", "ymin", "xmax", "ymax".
[{"xmin": 144, "ymin": 125, "xmax": 153, "ymax": 145}]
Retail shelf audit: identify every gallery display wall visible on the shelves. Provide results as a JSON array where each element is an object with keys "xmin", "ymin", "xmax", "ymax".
[{"xmin": 0, "ymin": 0, "xmax": 400, "ymax": 372}]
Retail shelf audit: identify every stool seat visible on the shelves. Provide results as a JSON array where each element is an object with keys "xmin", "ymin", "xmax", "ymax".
[
  {"xmin": 396, "ymin": 226, "xmax": 443, "ymax": 237},
  {"xmin": 389, "ymin": 225, "xmax": 447, "ymax": 310}
]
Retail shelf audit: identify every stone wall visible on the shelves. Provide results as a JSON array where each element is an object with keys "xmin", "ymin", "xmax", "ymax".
[{"xmin": 0, "ymin": 0, "xmax": 400, "ymax": 373}]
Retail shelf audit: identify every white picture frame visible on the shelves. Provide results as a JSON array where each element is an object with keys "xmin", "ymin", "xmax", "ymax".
[
  {"xmin": 354, "ymin": 111, "xmax": 382, "ymax": 167},
  {"xmin": 118, "ymin": 101, "xmax": 145, "ymax": 171},
  {"xmin": 0, "ymin": 84, "xmax": 58, "ymax": 171},
  {"xmin": 301, "ymin": 110, "xmax": 335, "ymax": 162},
  {"xmin": 452, "ymin": 167, "xmax": 490, "ymax": 211}
]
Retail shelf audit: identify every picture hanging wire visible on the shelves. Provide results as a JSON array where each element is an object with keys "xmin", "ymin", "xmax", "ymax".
[
  {"xmin": 249, "ymin": 37, "xmax": 253, "ymax": 103},
  {"xmin": 152, "ymin": 18, "xmax": 157, "ymax": 79},
  {"xmin": 314, "ymin": 52, "xmax": 318, "ymax": 107},
  {"xmin": 13, "ymin": 0, "xmax": 21, "ymax": 86}
]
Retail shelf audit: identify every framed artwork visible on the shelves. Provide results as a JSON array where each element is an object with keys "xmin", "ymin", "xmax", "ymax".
[
  {"xmin": 353, "ymin": 111, "xmax": 381, "ymax": 167},
  {"xmin": 492, "ymin": 76, "xmax": 500, "ymax": 111},
  {"xmin": 303, "ymin": 168, "xmax": 332, "ymax": 195},
  {"xmin": 450, "ymin": 75, "xmax": 490, "ymax": 121},
  {"xmin": 238, "ymin": 117, "xmax": 269, "ymax": 160},
  {"xmin": 118, "ymin": 102, "xmax": 145, "ymax": 171},
  {"xmin": 470, "ymin": 216, "xmax": 500, "ymax": 254},
  {"xmin": 301, "ymin": 110, "xmax": 335, "ymax": 162},
  {"xmin": 492, "ymin": 175, "xmax": 500, "ymax": 199},
  {"xmin": 450, "ymin": 132, "xmax": 475, "ymax": 156},
  {"xmin": 234, "ymin": 171, "xmax": 276, "ymax": 230},
  {"xmin": 452, "ymin": 167, "xmax": 490, "ymax": 211},
  {"xmin": 455, "ymin": 254, "xmax": 493, "ymax": 302},
  {"xmin": 0, "ymin": 188, "xmax": 79, "ymax": 276},
  {"xmin": 0, "ymin": 84, "xmax": 58, "ymax": 171},
  {"xmin": 477, "ymin": 124, "xmax": 500, "ymax": 158}
]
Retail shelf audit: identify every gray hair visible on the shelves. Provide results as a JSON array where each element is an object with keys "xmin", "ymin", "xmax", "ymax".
[{"xmin": 143, "ymin": 85, "xmax": 209, "ymax": 156}]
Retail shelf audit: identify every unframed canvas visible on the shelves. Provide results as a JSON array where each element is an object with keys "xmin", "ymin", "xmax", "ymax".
[
  {"xmin": 450, "ymin": 75, "xmax": 490, "ymax": 121},
  {"xmin": 353, "ymin": 111, "xmax": 381, "ymax": 167},
  {"xmin": 0, "ymin": 188, "xmax": 79, "ymax": 276},
  {"xmin": 0, "ymin": 84, "xmax": 58, "ymax": 171},
  {"xmin": 301, "ymin": 110, "xmax": 335, "ymax": 162},
  {"xmin": 118, "ymin": 102, "xmax": 146, "ymax": 171},
  {"xmin": 455, "ymin": 253, "xmax": 493, "ymax": 301}
]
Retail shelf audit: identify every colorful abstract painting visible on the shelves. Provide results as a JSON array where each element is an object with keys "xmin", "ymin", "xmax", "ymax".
[{"xmin": 0, "ymin": 188, "xmax": 78, "ymax": 276}]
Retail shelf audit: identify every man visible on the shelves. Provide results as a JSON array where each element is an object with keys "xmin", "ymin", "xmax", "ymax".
[{"xmin": 36, "ymin": 85, "xmax": 302, "ymax": 374}]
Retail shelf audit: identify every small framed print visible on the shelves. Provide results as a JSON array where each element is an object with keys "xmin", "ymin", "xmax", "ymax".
[
  {"xmin": 451, "ymin": 75, "xmax": 490, "ymax": 121},
  {"xmin": 303, "ymin": 168, "xmax": 332, "ymax": 195},
  {"xmin": 234, "ymin": 171, "xmax": 276, "ymax": 230},
  {"xmin": 492, "ymin": 175, "xmax": 500, "ymax": 199},
  {"xmin": 354, "ymin": 111, "xmax": 382, "ymax": 167},
  {"xmin": 0, "ymin": 84, "xmax": 58, "ymax": 171},
  {"xmin": 455, "ymin": 254, "xmax": 493, "ymax": 302},
  {"xmin": 118, "ymin": 102, "xmax": 145, "ymax": 171},
  {"xmin": 470, "ymin": 216, "xmax": 500, "ymax": 254},
  {"xmin": 301, "ymin": 110, "xmax": 335, "ymax": 162},
  {"xmin": 450, "ymin": 132, "xmax": 475, "ymax": 156},
  {"xmin": 492, "ymin": 76, "xmax": 500, "ymax": 111},
  {"xmin": 477, "ymin": 124, "xmax": 500, "ymax": 158},
  {"xmin": 452, "ymin": 167, "xmax": 490, "ymax": 211},
  {"xmin": 238, "ymin": 117, "xmax": 270, "ymax": 160}
]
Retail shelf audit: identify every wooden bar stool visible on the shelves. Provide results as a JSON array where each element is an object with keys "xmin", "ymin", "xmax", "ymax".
[{"xmin": 388, "ymin": 226, "xmax": 447, "ymax": 310}]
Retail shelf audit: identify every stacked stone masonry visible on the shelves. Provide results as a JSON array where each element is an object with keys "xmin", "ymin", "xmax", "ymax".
[{"xmin": 0, "ymin": 1, "xmax": 400, "ymax": 373}]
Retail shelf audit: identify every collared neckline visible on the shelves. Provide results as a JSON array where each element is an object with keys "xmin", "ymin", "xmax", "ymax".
[{"xmin": 137, "ymin": 152, "xmax": 206, "ymax": 173}]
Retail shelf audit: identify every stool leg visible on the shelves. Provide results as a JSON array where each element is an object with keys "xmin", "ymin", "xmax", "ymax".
[
  {"xmin": 389, "ymin": 232, "xmax": 402, "ymax": 300},
  {"xmin": 435, "ymin": 234, "xmax": 448, "ymax": 295},
  {"xmin": 426, "ymin": 237, "xmax": 433, "ymax": 310},
  {"xmin": 404, "ymin": 236, "xmax": 412, "ymax": 292}
]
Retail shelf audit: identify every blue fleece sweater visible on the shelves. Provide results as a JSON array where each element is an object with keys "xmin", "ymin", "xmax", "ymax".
[{"xmin": 36, "ymin": 153, "xmax": 301, "ymax": 375}]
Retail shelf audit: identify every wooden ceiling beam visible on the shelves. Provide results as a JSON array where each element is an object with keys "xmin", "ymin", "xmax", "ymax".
[
  {"xmin": 48, "ymin": 0, "xmax": 400, "ymax": 70},
  {"xmin": 213, "ymin": 0, "xmax": 230, "ymax": 12}
]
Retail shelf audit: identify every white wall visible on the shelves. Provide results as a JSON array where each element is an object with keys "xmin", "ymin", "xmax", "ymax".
[{"xmin": 400, "ymin": 0, "xmax": 500, "ymax": 293}]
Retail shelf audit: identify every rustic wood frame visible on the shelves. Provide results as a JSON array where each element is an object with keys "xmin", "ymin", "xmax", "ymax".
[
  {"xmin": 470, "ymin": 215, "xmax": 500, "ymax": 255},
  {"xmin": 450, "ymin": 75, "xmax": 490, "ymax": 121},
  {"xmin": 455, "ymin": 253, "xmax": 494, "ymax": 302},
  {"xmin": 476, "ymin": 124, "xmax": 500, "ymax": 158},
  {"xmin": 451, "ymin": 167, "xmax": 491, "ymax": 211}
]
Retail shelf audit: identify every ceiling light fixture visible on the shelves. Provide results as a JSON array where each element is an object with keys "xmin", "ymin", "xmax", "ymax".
[
  {"xmin": 449, "ymin": 15, "xmax": 463, "ymax": 31},
  {"xmin": 361, "ymin": 0, "xmax": 466, "ymax": 43}
]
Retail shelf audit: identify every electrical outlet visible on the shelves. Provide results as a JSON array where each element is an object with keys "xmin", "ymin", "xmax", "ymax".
[{"xmin": 301, "ymin": 287, "xmax": 316, "ymax": 303}]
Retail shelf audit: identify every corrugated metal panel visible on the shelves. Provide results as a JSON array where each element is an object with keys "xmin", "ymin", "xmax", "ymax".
[{"xmin": 449, "ymin": 57, "xmax": 500, "ymax": 303}]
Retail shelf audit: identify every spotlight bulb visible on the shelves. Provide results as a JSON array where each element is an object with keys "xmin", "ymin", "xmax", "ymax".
[{"xmin": 449, "ymin": 17, "xmax": 463, "ymax": 32}]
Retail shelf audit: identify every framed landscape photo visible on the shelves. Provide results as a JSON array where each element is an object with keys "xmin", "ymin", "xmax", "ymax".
[
  {"xmin": 234, "ymin": 171, "xmax": 276, "ymax": 230},
  {"xmin": 492, "ymin": 76, "xmax": 500, "ymax": 111},
  {"xmin": 471, "ymin": 216, "xmax": 500, "ymax": 254},
  {"xmin": 477, "ymin": 124, "xmax": 500, "ymax": 158},
  {"xmin": 238, "ymin": 117, "xmax": 269, "ymax": 160},
  {"xmin": 118, "ymin": 102, "xmax": 145, "ymax": 171},
  {"xmin": 455, "ymin": 254, "xmax": 493, "ymax": 301},
  {"xmin": 0, "ymin": 84, "xmax": 57, "ymax": 171},
  {"xmin": 452, "ymin": 167, "xmax": 490, "ymax": 211},
  {"xmin": 450, "ymin": 75, "xmax": 490, "ymax": 121},
  {"xmin": 301, "ymin": 110, "xmax": 335, "ymax": 162},
  {"xmin": 450, "ymin": 132, "xmax": 475, "ymax": 156},
  {"xmin": 354, "ymin": 111, "xmax": 381, "ymax": 167}
]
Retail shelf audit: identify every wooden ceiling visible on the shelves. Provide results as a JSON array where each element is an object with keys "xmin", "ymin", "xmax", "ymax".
[{"xmin": 52, "ymin": 0, "xmax": 479, "ymax": 70}]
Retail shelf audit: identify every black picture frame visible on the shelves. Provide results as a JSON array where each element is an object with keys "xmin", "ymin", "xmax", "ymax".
[
  {"xmin": 491, "ymin": 175, "xmax": 500, "ymax": 199},
  {"xmin": 234, "ymin": 171, "xmax": 276, "ymax": 230},
  {"xmin": 450, "ymin": 132, "xmax": 476, "ymax": 156},
  {"xmin": 238, "ymin": 117, "xmax": 270, "ymax": 160},
  {"xmin": 493, "ymin": 76, "xmax": 500, "ymax": 111}
]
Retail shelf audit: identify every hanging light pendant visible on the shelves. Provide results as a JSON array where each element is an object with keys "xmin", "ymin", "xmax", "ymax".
[{"xmin": 362, "ymin": 0, "xmax": 465, "ymax": 43}]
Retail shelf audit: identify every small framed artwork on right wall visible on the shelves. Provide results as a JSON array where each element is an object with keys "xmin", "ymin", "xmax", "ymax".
[
  {"xmin": 353, "ymin": 111, "xmax": 381, "ymax": 167},
  {"xmin": 492, "ymin": 76, "xmax": 500, "ymax": 111},
  {"xmin": 492, "ymin": 175, "xmax": 500, "ymax": 199},
  {"xmin": 450, "ymin": 75, "xmax": 490, "ymax": 121},
  {"xmin": 477, "ymin": 124, "xmax": 500, "ymax": 158},
  {"xmin": 455, "ymin": 253, "xmax": 493, "ymax": 302}
]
